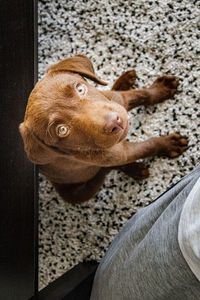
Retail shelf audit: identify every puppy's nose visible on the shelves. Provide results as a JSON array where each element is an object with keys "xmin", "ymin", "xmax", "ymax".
[{"xmin": 104, "ymin": 112, "xmax": 124, "ymax": 134}]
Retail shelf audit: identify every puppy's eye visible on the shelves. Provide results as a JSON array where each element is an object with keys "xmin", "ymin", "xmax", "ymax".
[
  {"xmin": 75, "ymin": 83, "xmax": 88, "ymax": 96},
  {"xmin": 56, "ymin": 124, "xmax": 70, "ymax": 137}
]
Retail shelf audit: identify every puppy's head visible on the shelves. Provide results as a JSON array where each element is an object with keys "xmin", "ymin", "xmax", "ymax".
[{"xmin": 19, "ymin": 55, "xmax": 128, "ymax": 164}]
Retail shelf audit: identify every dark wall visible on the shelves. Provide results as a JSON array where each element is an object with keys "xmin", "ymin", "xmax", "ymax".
[{"xmin": 0, "ymin": 0, "xmax": 38, "ymax": 299}]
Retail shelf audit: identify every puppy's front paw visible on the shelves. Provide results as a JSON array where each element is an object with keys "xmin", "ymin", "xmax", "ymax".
[
  {"xmin": 158, "ymin": 133, "xmax": 189, "ymax": 158},
  {"xmin": 148, "ymin": 76, "xmax": 179, "ymax": 104},
  {"xmin": 152, "ymin": 75, "xmax": 179, "ymax": 95}
]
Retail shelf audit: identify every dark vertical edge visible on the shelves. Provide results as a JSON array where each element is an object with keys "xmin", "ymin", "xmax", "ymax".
[
  {"xmin": 0, "ymin": 0, "xmax": 38, "ymax": 298},
  {"xmin": 34, "ymin": 0, "xmax": 38, "ymax": 86},
  {"xmin": 34, "ymin": 165, "xmax": 39, "ymax": 297},
  {"xmin": 34, "ymin": 0, "xmax": 39, "ymax": 296}
]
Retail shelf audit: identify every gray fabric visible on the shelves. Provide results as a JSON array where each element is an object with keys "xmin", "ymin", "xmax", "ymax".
[
  {"xmin": 90, "ymin": 165, "xmax": 200, "ymax": 300},
  {"xmin": 178, "ymin": 176, "xmax": 200, "ymax": 282}
]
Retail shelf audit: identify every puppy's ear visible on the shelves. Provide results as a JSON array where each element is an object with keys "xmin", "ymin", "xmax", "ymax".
[
  {"xmin": 46, "ymin": 54, "xmax": 107, "ymax": 86},
  {"xmin": 19, "ymin": 123, "xmax": 56, "ymax": 165}
]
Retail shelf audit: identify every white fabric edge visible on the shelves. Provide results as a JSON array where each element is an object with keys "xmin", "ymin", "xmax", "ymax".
[{"xmin": 178, "ymin": 176, "xmax": 200, "ymax": 282}]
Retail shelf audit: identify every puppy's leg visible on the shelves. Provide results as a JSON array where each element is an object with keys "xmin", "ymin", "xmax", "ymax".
[
  {"xmin": 75, "ymin": 134, "xmax": 188, "ymax": 167},
  {"xmin": 112, "ymin": 70, "xmax": 137, "ymax": 91},
  {"xmin": 53, "ymin": 168, "xmax": 110, "ymax": 204},
  {"xmin": 103, "ymin": 76, "xmax": 179, "ymax": 111}
]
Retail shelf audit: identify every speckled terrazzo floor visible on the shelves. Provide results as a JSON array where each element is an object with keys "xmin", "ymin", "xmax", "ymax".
[{"xmin": 38, "ymin": 0, "xmax": 200, "ymax": 290}]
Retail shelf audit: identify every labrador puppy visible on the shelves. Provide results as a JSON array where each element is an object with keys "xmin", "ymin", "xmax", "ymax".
[{"xmin": 19, "ymin": 54, "xmax": 188, "ymax": 203}]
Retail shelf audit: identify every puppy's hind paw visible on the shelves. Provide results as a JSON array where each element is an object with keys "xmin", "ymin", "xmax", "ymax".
[
  {"xmin": 112, "ymin": 70, "xmax": 137, "ymax": 91},
  {"xmin": 120, "ymin": 162, "xmax": 150, "ymax": 180}
]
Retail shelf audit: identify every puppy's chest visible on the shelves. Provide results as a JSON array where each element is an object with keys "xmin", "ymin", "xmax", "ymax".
[{"xmin": 40, "ymin": 158, "xmax": 100, "ymax": 184}]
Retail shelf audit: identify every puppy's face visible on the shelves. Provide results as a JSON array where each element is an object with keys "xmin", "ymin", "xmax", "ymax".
[{"xmin": 23, "ymin": 72, "xmax": 128, "ymax": 154}]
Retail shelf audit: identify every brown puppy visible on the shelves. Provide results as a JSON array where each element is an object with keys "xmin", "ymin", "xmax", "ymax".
[{"xmin": 19, "ymin": 54, "xmax": 188, "ymax": 203}]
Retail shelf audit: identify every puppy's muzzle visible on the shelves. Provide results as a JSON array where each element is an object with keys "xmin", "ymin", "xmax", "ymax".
[{"xmin": 104, "ymin": 112, "xmax": 124, "ymax": 134}]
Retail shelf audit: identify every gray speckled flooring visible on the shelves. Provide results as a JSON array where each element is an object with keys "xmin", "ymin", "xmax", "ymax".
[{"xmin": 38, "ymin": 0, "xmax": 200, "ymax": 289}]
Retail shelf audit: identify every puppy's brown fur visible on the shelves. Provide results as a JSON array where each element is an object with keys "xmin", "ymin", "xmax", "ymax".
[{"xmin": 19, "ymin": 55, "xmax": 188, "ymax": 203}]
